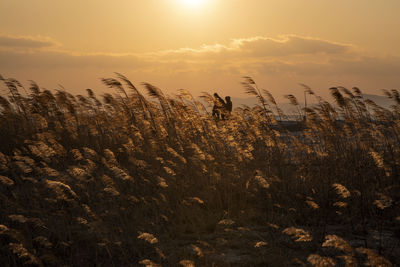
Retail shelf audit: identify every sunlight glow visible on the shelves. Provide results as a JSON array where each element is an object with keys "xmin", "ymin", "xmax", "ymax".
[{"xmin": 181, "ymin": 0, "xmax": 205, "ymax": 8}]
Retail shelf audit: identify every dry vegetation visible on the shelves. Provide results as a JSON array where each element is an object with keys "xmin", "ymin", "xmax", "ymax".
[{"xmin": 0, "ymin": 73, "xmax": 399, "ymax": 266}]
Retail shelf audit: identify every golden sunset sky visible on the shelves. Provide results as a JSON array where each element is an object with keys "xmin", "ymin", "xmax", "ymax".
[{"xmin": 1, "ymin": 0, "xmax": 399, "ymax": 100}]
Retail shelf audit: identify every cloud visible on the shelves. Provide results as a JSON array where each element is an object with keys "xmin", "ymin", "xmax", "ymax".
[
  {"xmin": 232, "ymin": 35, "xmax": 352, "ymax": 57},
  {"xmin": 151, "ymin": 35, "xmax": 353, "ymax": 59},
  {"xmin": 0, "ymin": 34, "xmax": 357, "ymax": 71},
  {"xmin": 0, "ymin": 34, "xmax": 399, "ymax": 97},
  {"xmin": 0, "ymin": 35, "xmax": 59, "ymax": 50}
]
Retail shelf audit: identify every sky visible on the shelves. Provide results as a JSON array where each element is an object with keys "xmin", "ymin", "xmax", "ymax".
[{"xmin": 1, "ymin": 0, "xmax": 400, "ymax": 101}]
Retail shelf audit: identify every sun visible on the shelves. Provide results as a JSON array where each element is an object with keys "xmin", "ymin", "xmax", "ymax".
[{"xmin": 181, "ymin": 0, "xmax": 205, "ymax": 7}]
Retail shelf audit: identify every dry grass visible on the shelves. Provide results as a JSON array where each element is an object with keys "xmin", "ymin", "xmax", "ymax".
[{"xmin": 0, "ymin": 74, "xmax": 399, "ymax": 266}]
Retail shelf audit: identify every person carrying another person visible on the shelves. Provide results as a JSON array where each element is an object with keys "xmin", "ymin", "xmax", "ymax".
[{"xmin": 212, "ymin": 93, "xmax": 232, "ymax": 120}]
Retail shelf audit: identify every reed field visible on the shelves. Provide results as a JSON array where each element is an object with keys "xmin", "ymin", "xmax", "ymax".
[{"xmin": 0, "ymin": 73, "xmax": 399, "ymax": 266}]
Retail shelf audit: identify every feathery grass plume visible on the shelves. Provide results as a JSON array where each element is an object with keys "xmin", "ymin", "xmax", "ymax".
[
  {"xmin": 189, "ymin": 245, "xmax": 203, "ymax": 257},
  {"xmin": 103, "ymin": 148, "xmax": 117, "ymax": 165},
  {"xmin": 242, "ymin": 76, "xmax": 271, "ymax": 120},
  {"xmin": 41, "ymin": 166, "xmax": 59, "ymax": 177},
  {"xmin": 55, "ymin": 90, "xmax": 78, "ymax": 119},
  {"xmin": 162, "ymin": 165, "xmax": 175, "ymax": 176},
  {"xmin": 166, "ymin": 146, "xmax": 187, "ymax": 164},
  {"xmin": 373, "ymin": 193, "xmax": 393, "ymax": 210},
  {"xmin": 322, "ymin": 235, "xmax": 353, "ymax": 254},
  {"xmin": 3, "ymin": 78, "xmax": 21, "ymax": 100},
  {"xmin": 299, "ymin": 83, "xmax": 315, "ymax": 96},
  {"xmin": 339, "ymin": 86, "xmax": 367, "ymax": 119},
  {"xmin": 143, "ymin": 82, "xmax": 181, "ymax": 137},
  {"xmin": 104, "ymin": 186, "xmax": 120, "ymax": 197},
  {"xmin": 13, "ymin": 160, "xmax": 33, "ymax": 174},
  {"xmin": 156, "ymin": 176, "xmax": 168, "ymax": 188},
  {"xmin": 382, "ymin": 89, "xmax": 392, "ymax": 99},
  {"xmin": 100, "ymin": 174, "xmax": 115, "ymax": 187},
  {"xmin": 115, "ymin": 72, "xmax": 158, "ymax": 126},
  {"xmin": 101, "ymin": 77, "xmax": 127, "ymax": 98},
  {"xmin": 337, "ymin": 255, "xmax": 358, "ymax": 267},
  {"xmin": 339, "ymin": 86, "xmax": 355, "ymax": 99},
  {"xmin": 333, "ymin": 201, "xmax": 348, "ymax": 208},
  {"xmin": 305, "ymin": 200, "xmax": 319, "ymax": 209},
  {"xmin": 86, "ymin": 88, "xmax": 95, "ymax": 99},
  {"xmin": 313, "ymin": 100, "xmax": 337, "ymax": 122},
  {"xmin": 263, "ymin": 88, "xmax": 285, "ymax": 120},
  {"xmin": 179, "ymin": 88, "xmax": 206, "ymax": 114},
  {"xmin": 169, "ymin": 97, "xmax": 192, "ymax": 118},
  {"xmin": 67, "ymin": 166, "xmax": 87, "ymax": 178},
  {"xmin": 285, "ymin": 94, "xmax": 304, "ymax": 118},
  {"xmin": 143, "ymin": 82, "xmax": 168, "ymax": 107},
  {"xmin": 253, "ymin": 170, "xmax": 270, "ymax": 189},
  {"xmin": 304, "ymin": 107, "xmax": 319, "ymax": 122},
  {"xmin": 0, "ymin": 175, "xmax": 14, "ymax": 187},
  {"xmin": 33, "ymin": 236, "xmax": 53, "ymax": 249},
  {"xmin": 0, "ymin": 224, "xmax": 9, "ymax": 235},
  {"xmin": 267, "ymin": 223, "xmax": 280, "ymax": 230},
  {"xmin": 77, "ymin": 94, "xmax": 90, "ymax": 108},
  {"xmin": 102, "ymin": 93, "xmax": 118, "ymax": 108},
  {"xmin": 115, "ymin": 72, "xmax": 141, "ymax": 96},
  {"xmin": 137, "ymin": 232, "xmax": 158, "ymax": 244},
  {"xmin": 282, "ymin": 227, "xmax": 312, "ymax": 242},
  {"xmin": 188, "ymin": 197, "xmax": 204, "ymax": 205},
  {"xmin": 70, "ymin": 149, "xmax": 83, "ymax": 161},
  {"xmin": 28, "ymin": 80, "xmax": 41, "ymax": 95},
  {"xmin": 356, "ymin": 247, "xmax": 392, "ymax": 267},
  {"xmin": 86, "ymin": 88, "xmax": 103, "ymax": 110},
  {"xmin": 9, "ymin": 243, "xmax": 41, "ymax": 266},
  {"xmin": 30, "ymin": 113, "xmax": 48, "ymax": 130},
  {"xmin": 109, "ymin": 166, "xmax": 134, "ymax": 182},
  {"xmin": 352, "ymin": 86, "xmax": 362, "ymax": 96},
  {"xmin": 6, "ymin": 78, "xmax": 24, "ymax": 90},
  {"xmin": 82, "ymin": 147, "xmax": 98, "ymax": 160},
  {"xmin": 188, "ymin": 143, "xmax": 206, "ymax": 161},
  {"xmin": 101, "ymin": 77, "xmax": 136, "ymax": 124},
  {"xmin": 0, "ymin": 152, "xmax": 9, "ymax": 172},
  {"xmin": 44, "ymin": 179, "xmax": 78, "ymax": 201},
  {"xmin": 369, "ymin": 150, "xmax": 384, "ymax": 168},
  {"xmin": 285, "ymin": 94, "xmax": 299, "ymax": 106},
  {"xmin": 332, "ymin": 183, "xmax": 351, "ymax": 199},
  {"xmin": 330, "ymin": 87, "xmax": 346, "ymax": 108},
  {"xmin": 307, "ymin": 254, "xmax": 336, "ymax": 267},
  {"xmin": 254, "ymin": 241, "xmax": 268, "ymax": 248},
  {"xmin": 8, "ymin": 214, "xmax": 28, "ymax": 224},
  {"xmin": 2, "ymin": 78, "xmax": 31, "ymax": 121},
  {"xmin": 27, "ymin": 141, "xmax": 56, "ymax": 163},
  {"xmin": 390, "ymin": 89, "xmax": 400, "ymax": 105},
  {"xmin": 139, "ymin": 259, "xmax": 161, "ymax": 267},
  {"xmin": 218, "ymin": 219, "xmax": 235, "ymax": 226},
  {"xmin": 179, "ymin": 259, "xmax": 195, "ymax": 267},
  {"xmin": 0, "ymin": 95, "xmax": 12, "ymax": 113},
  {"xmin": 199, "ymin": 91, "xmax": 214, "ymax": 109},
  {"xmin": 263, "ymin": 89, "xmax": 276, "ymax": 105}
]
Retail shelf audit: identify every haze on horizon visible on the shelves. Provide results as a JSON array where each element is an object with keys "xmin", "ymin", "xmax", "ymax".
[{"xmin": 1, "ymin": 0, "xmax": 400, "ymax": 101}]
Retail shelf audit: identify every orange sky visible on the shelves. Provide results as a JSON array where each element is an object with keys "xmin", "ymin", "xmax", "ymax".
[{"xmin": 1, "ymin": 0, "xmax": 400, "ymax": 101}]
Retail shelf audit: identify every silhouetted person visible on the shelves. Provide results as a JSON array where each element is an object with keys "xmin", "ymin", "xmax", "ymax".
[
  {"xmin": 212, "ymin": 93, "xmax": 226, "ymax": 119},
  {"xmin": 219, "ymin": 96, "xmax": 232, "ymax": 120}
]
